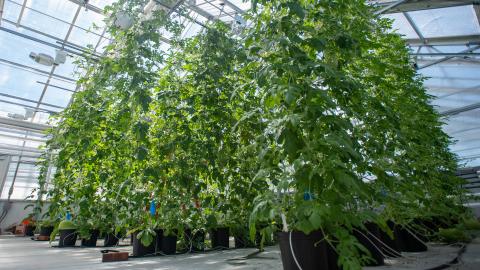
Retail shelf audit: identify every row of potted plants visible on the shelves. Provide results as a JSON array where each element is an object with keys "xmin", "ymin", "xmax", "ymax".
[{"xmin": 29, "ymin": 1, "xmax": 473, "ymax": 269}]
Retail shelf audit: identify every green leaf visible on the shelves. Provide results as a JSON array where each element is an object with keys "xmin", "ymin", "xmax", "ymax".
[
  {"xmin": 286, "ymin": 2, "xmax": 305, "ymax": 19},
  {"xmin": 136, "ymin": 146, "xmax": 149, "ymax": 161}
]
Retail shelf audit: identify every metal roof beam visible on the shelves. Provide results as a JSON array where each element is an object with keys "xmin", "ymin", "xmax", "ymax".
[
  {"xmin": 375, "ymin": 0, "xmax": 407, "ymax": 15},
  {"xmin": 0, "ymin": 25, "xmax": 100, "ymax": 60},
  {"xmin": 403, "ymin": 12, "xmax": 425, "ymax": 42},
  {"xmin": 441, "ymin": 102, "xmax": 480, "ymax": 116},
  {"xmin": 222, "ymin": 0, "xmax": 245, "ymax": 14},
  {"xmin": 418, "ymin": 44, "xmax": 480, "ymax": 69},
  {"xmin": 0, "ymin": 92, "xmax": 65, "ymax": 109},
  {"xmin": 0, "ymin": 116, "xmax": 51, "ymax": 132},
  {"xmin": 411, "ymin": 52, "xmax": 480, "ymax": 56},
  {"xmin": 186, "ymin": 3, "xmax": 215, "ymax": 20},
  {"xmin": 406, "ymin": 35, "xmax": 480, "ymax": 46},
  {"xmin": 0, "ymin": 133, "xmax": 46, "ymax": 143},
  {"xmin": 0, "ymin": 0, "xmax": 4, "ymax": 26},
  {"xmin": 0, "ymin": 144, "xmax": 43, "ymax": 154},
  {"xmin": 0, "ymin": 99, "xmax": 59, "ymax": 114},
  {"xmin": 16, "ymin": 0, "xmax": 27, "ymax": 26},
  {"xmin": 405, "ymin": 35, "xmax": 480, "ymax": 46},
  {"xmin": 0, "ymin": 56, "xmax": 76, "ymax": 82},
  {"xmin": 372, "ymin": 0, "xmax": 478, "ymax": 14},
  {"xmin": 67, "ymin": 0, "xmax": 103, "ymax": 14},
  {"xmin": 474, "ymin": 4, "xmax": 480, "ymax": 27}
]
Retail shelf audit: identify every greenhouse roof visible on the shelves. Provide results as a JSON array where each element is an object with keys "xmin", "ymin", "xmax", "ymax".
[{"xmin": 0, "ymin": 0, "xmax": 479, "ymax": 200}]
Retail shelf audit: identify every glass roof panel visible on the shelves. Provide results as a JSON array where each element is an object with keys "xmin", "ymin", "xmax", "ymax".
[
  {"xmin": 0, "ymin": 65, "xmax": 48, "ymax": 101},
  {"xmin": 88, "ymin": 0, "xmax": 117, "ymax": 10},
  {"xmin": 443, "ymin": 108, "xmax": 480, "ymax": 166},
  {"xmin": 408, "ymin": 5, "xmax": 480, "ymax": 38},
  {"xmin": 41, "ymin": 87, "xmax": 73, "ymax": 108},
  {"xmin": 75, "ymin": 7, "xmax": 106, "ymax": 35},
  {"xmin": 2, "ymin": 0, "xmax": 22, "ymax": 21},
  {"xmin": 66, "ymin": 25, "xmax": 103, "ymax": 49},
  {"xmin": 421, "ymin": 62, "xmax": 480, "ymax": 96},
  {"xmin": 0, "ymin": 29, "xmax": 58, "ymax": 73},
  {"xmin": 26, "ymin": 0, "xmax": 78, "ymax": 22},
  {"xmin": 19, "ymin": 3, "xmax": 74, "ymax": 39},
  {"xmin": 53, "ymin": 56, "xmax": 77, "ymax": 78},
  {"xmin": 382, "ymin": 13, "xmax": 419, "ymax": 39},
  {"xmin": 31, "ymin": 111, "xmax": 51, "ymax": 124}
]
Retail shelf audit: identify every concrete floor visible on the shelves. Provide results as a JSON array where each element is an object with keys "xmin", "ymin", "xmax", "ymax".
[
  {"xmin": 448, "ymin": 237, "xmax": 480, "ymax": 270},
  {"xmin": 365, "ymin": 244, "xmax": 461, "ymax": 270},
  {"xmin": 0, "ymin": 235, "xmax": 281, "ymax": 270},
  {"xmin": 0, "ymin": 235, "xmax": 472, "ymax": 270}
]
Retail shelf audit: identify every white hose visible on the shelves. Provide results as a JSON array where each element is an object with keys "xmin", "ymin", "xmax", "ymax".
[
  {"xmin": 61, "ymin": 231, "xmax": 76, "ymax": 247},
  {"xmin": 289, "ymin": 231, "xmax": 303, "ymax": 270},
  {"xmin": 404, "ymin": 226, "xmax": 428, "ymax": 247},
  {"xmin": 353, "ymin": 229, "xmax": 387, "ymax": 259},
  {"xmin": 365, "ymin": 230, "xmax": 404, "ymax": 258}
]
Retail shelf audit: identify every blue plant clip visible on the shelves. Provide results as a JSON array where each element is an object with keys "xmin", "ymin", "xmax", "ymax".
[
  {"xmin": 66, "ymin": 211, "xmax": 71, "ymax": 221},
  {"xmin": 303, "ymin": 191, "xmax": 314, "ymax": 201},
  {"xmin": 149, "ymin": 199, "xmax": 156, "ymax": 216}
]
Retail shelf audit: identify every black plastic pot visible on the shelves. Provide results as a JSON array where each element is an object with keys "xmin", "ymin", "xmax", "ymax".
[
  {"xmin": 411, "ymin": 219, "xmax": 432, "ymax": 242},
  {"xmin": 379, "ymin": 222, "xmax": 401, "ymax": 257},
  {"xmin": 211, "ymin": 227, "xmax": 229, "ymax": 249},
  {"xmin": 59, "ymin": 229, "xmax": 77, "ymax": 247},
  {"xmin": 184, "ymin": 229, "xmax": 205, "ymax": 252},
  {"xmin": 40, "ymin": 226, "xmax": 54, "ymax": 237},
  {"xmin": 155, "ymin": 229, "xmax": 163, "ymax": 253},
  {"xmin": 162, "ymin": 234, "xmax": 177, "ymax": 255},
  {"xmin": 278, "ymin": 230, "xmax": 330, "ymax": 270},
  {"xmin": 81, "ymin": 229, "xmax": 99, "ymax": 247},
  {"xmin": 25, "ymin": 225, "xmax": 35, "ymax": 236},
  {"xmin": 397, "ymin": 226, "xmax": 427, "ymax": 252},
  {"xmin": 104, "ymin": 233, "xmax": 120, "ymax": 247},
  {"xmin": 132, "ymin": 232, "xmax": 156, "ymax": 257},
  {"xmin": 234, "ymin": 232, "xmax": 255, "ymax": 248},
  {"xmin": 353, "ymin": 224, "xmax": 384, "ymax": 266},
  {"xmin": 326, "ymin": 242, "xmax": 340, "ymax": 270}
]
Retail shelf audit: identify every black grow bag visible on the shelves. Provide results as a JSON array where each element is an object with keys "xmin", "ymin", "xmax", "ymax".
[
  {"xmin": 81, "ymin": 229, "xmax": 99, "ymax": 247},
  {"xmin": 379, "ymin": 222, "xmax": 401, "ymax": 257},
  {"xmin": 162, "ymin": 234, "xmax": 177, "ymax": 255},
  {"xmin": 184, "ymin": 229, "xmax": 205, "ymax": 252},
  {"xmin": 211, "ymin": 227, "xmax": 229, "ymax": 249},
  {"xmin": 234, "ymin": 232, "xmax": 255, "ymax": 248},
  {"xmin": 132, "ymin": 232, "xmax": 156, "ymax": 257},
  {"xmin": 353, "ymin": 224, "xmax": 384, "ymax": 266},
  {"xmin": 104, "ymin": 233, "xmax": 120, "ymax": 247},
  {"xmin": 59, "ymin": 229, "xmax": 77, "ymax": 247},
  {"xmin": 326, "ymin": 243, "xmax": 340, "ymax": 270},
  {"xmin": 397, "ymin": 226, "xmax": 427, "ymax": 252},
  {"xmin": 25, "ymin": 225, "xmax": 35, "ymax": 236},
  {"xmin": 155, "ymin": 229, "xmax": 163, "ymax": 253},
  {"xmin": 278, "ymin": 230, "xmax": 330, "ymax": 270},
  {"xmin": 40, "ymin": 226, "xmax": 54, "ymax": 237}
]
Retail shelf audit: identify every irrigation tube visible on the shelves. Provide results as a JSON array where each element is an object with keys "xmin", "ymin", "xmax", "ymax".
[
  {"xmin": 289, "ymin": 231, "xmax": 303, "ymax": 270},
  {"xmin": 365, "ymin": 230, "xmax": 404, "ymax": 258},
  {"xmin": 404, "ymin": 226, "xmax": 429, "ymax": 247},
  {"xmin": 353, "ymin": 229, "xmax": 388, "ymax": 259}
]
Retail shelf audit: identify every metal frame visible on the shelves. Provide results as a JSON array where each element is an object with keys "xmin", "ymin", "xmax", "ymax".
[
  {"xmin": 417, "ymin": 44, "xmax": 480, "ymax": 69},
  {"xmin": 441, "ymin": 102, "xmax": 480, "ymax": 116},
  {"xmin": 372, "ymin": 0, "xmax": 478, "ymax": 14},
  {"xmin": 0, "ymin": 155, "xmax": 11, "ymax": 200},
  {"xmin": 0, "ymin": 0, "xmax": 5, "ymax": 26}
]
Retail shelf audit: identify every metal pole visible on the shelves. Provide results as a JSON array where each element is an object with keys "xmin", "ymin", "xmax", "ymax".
[
  {"xmin": 418, "ymin": 45, "xmax": 480, "ymax": 69},
  {"xmin": 374, "ymin": 0, "xmax": 407, "ymax": 15},
  {"xmin": 0, "ymin": 155, "xmax": 11, "ymax": 200}
]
